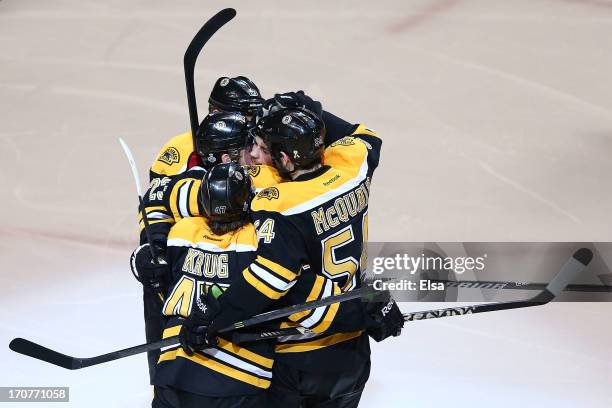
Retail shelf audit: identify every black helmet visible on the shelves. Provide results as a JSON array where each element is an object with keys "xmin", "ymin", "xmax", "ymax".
[
  {"xmin": 254, "ymin": 108, "xmax": 325, "ymax": 172},
  {"xmin": 209, "ymin": 76, "xmax": 264, "ymax": 117},
  {"xmin": 194, "ymin": 111, "xmax": 249, "ymax": 169},
  {"xmin": 199, "ymin": 163, "xmax": 252, "ymax": 222}
]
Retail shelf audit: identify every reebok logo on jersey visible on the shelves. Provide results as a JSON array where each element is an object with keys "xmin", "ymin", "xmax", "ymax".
[{"xmin": 158, "ymin": 147, "xmax": 180, "ymax": 165}]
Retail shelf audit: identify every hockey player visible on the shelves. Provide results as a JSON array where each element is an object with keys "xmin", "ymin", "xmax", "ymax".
[
  {"xmin": 136, "ymin": 163, "xmax": 270, "ymax": 407},
  {"xmin": 179, "ymin": 108, "xmax": 405, "ymax": 407},
  {"xmin": 132, "ymin": 109, "xmax": 279, "ymax": 382},
  {"xmin": 150, "ymin": 76, "xmax": 264, "ymax": 182},
  {"xmin": 143, "ymin": 163, "xmax": 369, "ymax": 407},
  {"xmin": 139, "ymin": 111, "xmax": 283, "ymax": 250}
]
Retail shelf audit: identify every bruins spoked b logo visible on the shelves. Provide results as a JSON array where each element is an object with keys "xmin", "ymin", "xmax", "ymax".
[
  {"xmin": 257, "ymin": 187, "xmax": 279, "ymax": 200},
  {"xmin": 242, "ymin": 165, "xmax": 261, "ymax": 178},
  {"xmin": 158, "ymin": 147, "xmax": 180, "ymax": 165}
]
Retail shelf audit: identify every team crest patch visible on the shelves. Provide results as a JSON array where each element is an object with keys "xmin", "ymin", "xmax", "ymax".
[
  {"xmin": 330, "ymin": 137, "xmax": 355, "ymax": 147},
  {"xmin": 243, "ymin": 165, "xmax": 261, "ymax": 178},
  {"xmin": 157, "ymin": 147, "xmax": 180, "ymax": 165},
  {"xmin": 257, "ymin": 187, "xmax": 280, "ymax": 200}
]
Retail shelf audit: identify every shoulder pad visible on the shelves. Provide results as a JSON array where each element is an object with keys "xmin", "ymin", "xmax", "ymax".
[
  {"xmin": 243, "ymin": 165, "xmax": 283, "ymax": 190},
  {"xmin": 350, "ymin": 124, "xmax": 380, "ymax": 139},
  {"xmin": 150, "ymin": 131, "xmax": 193, "ymax": 177},
  {"xmin": 168, "ymin": 216, "xmax": 205, "ymax": 240}
]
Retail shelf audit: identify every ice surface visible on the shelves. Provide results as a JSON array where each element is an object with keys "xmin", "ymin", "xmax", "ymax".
[{"xmin": 1, "ymin": 0, "xmax": 611, "ymax": 406}]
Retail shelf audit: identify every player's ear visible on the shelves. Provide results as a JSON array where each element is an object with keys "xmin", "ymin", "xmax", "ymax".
[{"xmin": 279, "ymin": 151, "xmax": 294, "ymax": 171}]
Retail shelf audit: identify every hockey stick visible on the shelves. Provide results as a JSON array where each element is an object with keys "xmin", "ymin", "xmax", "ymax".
[
  {"xmin": 118, "ymin": 138, "xmax": 158, "ymax": 262},
  {"xmin": 435, "ymin": 279, "xmax": 611, "ymax": 293},
  {"xmin": 9, "ymin": 249, "xmax": 592, "ymax": 367},
  {"xmin": 118, "ymin": 138, "xmax": 164, "ymax": 303},
  {"xmin": 184, "ymin": 8, "xmax": 236, "ymax": 148},
  {"xmin": 229, "ymin": 248, "xmax": 593, "ymax": 344},
  {"xmin": 8, "ymin": 285, "xmax": 378, "ymax": 369}
]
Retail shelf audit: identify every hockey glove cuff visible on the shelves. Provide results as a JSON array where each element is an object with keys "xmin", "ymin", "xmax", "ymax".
[
  {"xmin": 365, "ymin": 294, "xmax": 404, "ymax": 342},
  {"xmin": 130, "ymin": 244, "xmax": 170, "ymax": 295},
  {"xmin": 179, "ymin": 290, "xmax": 222, "ymax": 355}
]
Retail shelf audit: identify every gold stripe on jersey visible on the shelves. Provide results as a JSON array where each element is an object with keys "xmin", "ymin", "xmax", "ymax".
[
  {"xmin": 150, "ymin": 131, "xmax": 193, "ymax": 177},
  {"xmin": 189, "ymin": 181, "xmax": 199, "ymax": 217},
  {"xmin": 158, "ymin": 349, "xmax": 271, "ymax": 389},
  {"xmin": 138, "ymin": 206, "xmax": 171, "ymax": 221},
  {"xmin": 286, "ymin": 276, "xmax": 340, "ymax": 334},
  {"xmin": 159, "ymin": 327, "xmax": 272, "ymax": 389},
  {"xmin": 309, "ymin": 285, "xmax": 340, "ymax": 333},
  {"xmin": 350, "ymin": 124, "xmax": 380, "ymax": 139},
  {"xmin": 217, "ymin": 339, "xmax": 274, "ymax": 369},
  {"xmin": 163, "ymin": 325, "xmax": 181, "ymax": 337},
  {"xmin": 255, "ymin": 256, "xmax": 297, "ymax": 281},
  {"xmin": 169, "ymin": 178, "xmax": 200, "ymax": 220},
  {"xmin": 275, "ymin": 331, "xmax": 363, "ymax": 353},
  {"xmin": 288, "ymin": 275, "xmax": 325, "ymax": 322},
  {"xmin": 242, "ymin": 255, "xmax": 298, "ymax": 300},
  {"xmin": 139, "ymin": 218, "xmax": 174, "ymax": 231},
  {"xmin": 138, "ymin": 205, "xmax": 173, "ymax": 230},
  {"xmin": 242, "ymin": 268, "xmax": 289, "ymax": 300}
]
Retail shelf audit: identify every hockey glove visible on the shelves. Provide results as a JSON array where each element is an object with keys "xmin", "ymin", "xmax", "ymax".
[
  {"xmin": 265, "ymin": 91, "xmax": 323, "ymax": 117},
  {"xmin": 365, "ymin": 293, "xmax": 404, "ymax": 342},
  {"xmin": 130, "ymin": 243, "xmax": 169, "ymax": 296},
  {"xmin": 179, "ymin": 289, "xmax": 223, "ymax": 355}
]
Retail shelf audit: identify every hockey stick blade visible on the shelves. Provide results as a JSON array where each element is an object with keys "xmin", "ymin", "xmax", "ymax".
[
  {"xmin": 8, "ymin": 286, "xmax": 378, "ymax": 369},
  {"xmin": 9, "ymin": 336, "xmax": 179, "ymax": 370},
  {"xmin": 118, "ymin": 137, "xmax": 160, "ymax": 266},
  {"xmin": 403, "ymin": 248, "xmax": 593, "ymax": 321},
  {"xmin": 10, "ymin": 338, "xmax": 77, "ymax": 370},
  {"xmin": 184, "ymin": 8, "xmax": 236, "ymax": 140},
  {"xmin": 118, "ymin": 137, "xmax": 143, "ymax": 197}
]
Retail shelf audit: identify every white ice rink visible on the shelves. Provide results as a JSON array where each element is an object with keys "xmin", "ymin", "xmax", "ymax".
[{"xmin": 1, "ymin": 1, "xmax": 611, "ymax": 406}]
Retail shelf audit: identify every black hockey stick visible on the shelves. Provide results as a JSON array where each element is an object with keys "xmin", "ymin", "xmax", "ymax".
[
  {"xmin": 8, "ymin": 285, "xmax": 378, "ymax": 369},
  {"xmin": 230, "ymin": 248, "xmax": 593, "ymax": 344},
  {"xmin": 436, "ymin": 279, "xmax": 611, "ymax": 293},
  {"xmin": 184, "ymin": 8, "xmax": 236, "ymax": 148}
]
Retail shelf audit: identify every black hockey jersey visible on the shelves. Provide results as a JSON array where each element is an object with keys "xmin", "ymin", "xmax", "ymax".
[
  {"xmin": 220, "ymin": 125, "xmax": 382, "ymax": 372},
  {"xmin": 153, "ymin": 217, "xmax": 274, "ymax": 396}
]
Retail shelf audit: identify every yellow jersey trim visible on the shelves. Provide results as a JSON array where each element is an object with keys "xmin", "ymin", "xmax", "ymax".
[
  {"xmin": 275, "ymin": 331, "xmax": 363, "ymax": 353},
  {"xmin": 158, "ymin": 348, "xmax": 271, "ymax": 389}
]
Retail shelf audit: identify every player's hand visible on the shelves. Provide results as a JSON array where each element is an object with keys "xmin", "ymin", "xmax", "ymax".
[
  {"xmin": 130, "ymin": 243, "xmax": 169, "ymax": 295},
  {"xmin": 365, "ymin": 292, "xmax": 404, "ymax": 342},
  {"xmin": 264, "ymin": 90, "xmax": 323, "ymax": 117},
  {"xmin": 179, "ymin": 290, "xmax": 222, "ymax": 355}
]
